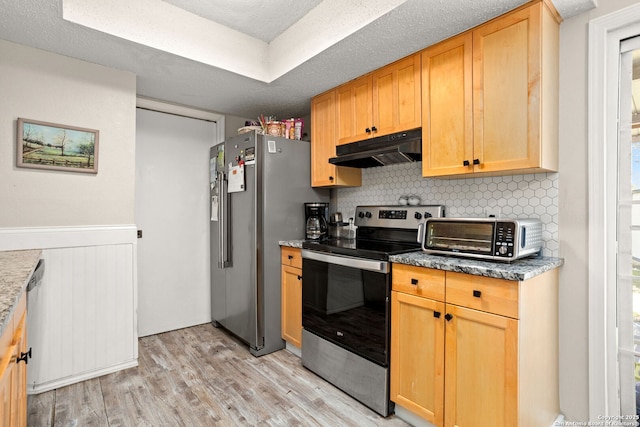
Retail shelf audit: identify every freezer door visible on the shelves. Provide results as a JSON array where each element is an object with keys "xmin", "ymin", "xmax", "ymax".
[
  {"xmin": 210, "ymin": 144, "xmax": 227, "ymax": 325},
  {"xmin": 220, "ymin": 133, "xmax": 260, "ymax": 349}
]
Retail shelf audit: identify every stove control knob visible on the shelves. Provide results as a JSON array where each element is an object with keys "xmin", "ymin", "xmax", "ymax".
[
  {"xmin": 358, "ymin": 212, "xmax": 365, "ymax": 218},
  {"xmin": 414, "ymin": 212, "xmax": 422, "ymax": 220},
  {"xmin": 365, "ymin": 211, "xmax": 372, "ymax": 218},
  {"xmin": 498, "ymin": 245, "xmax": 508, "ymax": 255},
  {"xmin": 424, "ymin": 212, "xmax": 433, "ymax": 218}
]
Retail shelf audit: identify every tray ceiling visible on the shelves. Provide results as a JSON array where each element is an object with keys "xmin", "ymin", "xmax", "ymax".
[{"xmin": 0, "ymin": 0, "xmax": 596, "ymax": 120}]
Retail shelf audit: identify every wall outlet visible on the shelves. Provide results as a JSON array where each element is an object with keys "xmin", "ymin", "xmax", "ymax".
[{"xmin": 484, "ymin": 206, "xmax": 502, "ymax": 218}]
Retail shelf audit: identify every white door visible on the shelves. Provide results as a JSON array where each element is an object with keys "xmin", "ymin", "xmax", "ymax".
[{"xmin": 136, "ymin": 107, "xmax": 218, "ymax": 337}]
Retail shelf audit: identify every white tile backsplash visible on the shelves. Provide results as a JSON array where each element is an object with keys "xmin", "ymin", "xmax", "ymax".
[{"xmin": 335, "ymin": 162, "xmax": 559, "ymax": 257}]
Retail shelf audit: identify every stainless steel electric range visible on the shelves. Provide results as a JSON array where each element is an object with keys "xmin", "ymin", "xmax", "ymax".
[{"xmin": 300, "ymin": 204, "xmax": 445, "ymax": 416}]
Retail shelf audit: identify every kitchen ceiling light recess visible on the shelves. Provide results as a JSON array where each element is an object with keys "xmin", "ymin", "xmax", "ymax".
[{"xmin": 61, "ymin": 0, "xmax": 408, "ymax": 83}]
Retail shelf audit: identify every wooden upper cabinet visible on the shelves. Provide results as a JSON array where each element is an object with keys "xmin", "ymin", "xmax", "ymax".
[
  {"xmin": 336, "ymin": 74, "xmax": 373, "ymax": 145},
  {"xmin": 372, "ymin": 53, "xmax": 422, "ymax": 137},
  {"xmin": 337, "ymin": 54, "xmax": 421, "ymax": 145},
  {"xmin": 422, "ymin": 33, "xmax": 473, "ymax": 177},
  {"xmin": 310, "ymin": 90, "xmax": 362, "ymax": 188},
  {"xmin": 422, "ymin": 0, "xmax": 560, "ymax": 178},
  {"xmin": 473, "ymin": 1, "xmax": 559, "ymax": 174}
]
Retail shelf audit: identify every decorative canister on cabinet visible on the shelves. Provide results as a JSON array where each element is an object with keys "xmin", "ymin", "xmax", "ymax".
[{"xmin": 266, "ymin": 121, "xmax": 283, "ymax": 136}]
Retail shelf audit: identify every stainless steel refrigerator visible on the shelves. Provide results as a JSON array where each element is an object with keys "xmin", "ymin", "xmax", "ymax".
[{"xmin": 209, "ymin": 131, "xmax": 328, "ymax": 356}]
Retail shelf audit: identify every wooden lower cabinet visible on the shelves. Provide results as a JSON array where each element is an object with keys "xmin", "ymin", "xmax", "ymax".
[
  {"xmin": 0, "ymin": 293, "xmax": 27, "ymax": 427},
  {"xmin": 444, "ymin": 304, "xmax": 518, "ymax": 427},
  {"xmin": 390, "ymin": 264, "xmax": 559, "ymax": 427},
  {"xmin": 391, "ymin": 291, "xmax": 445, "ymax": 425},
  {"xmin": 281, "ymin": 247, "xmax": 303, "ymax": 348}
]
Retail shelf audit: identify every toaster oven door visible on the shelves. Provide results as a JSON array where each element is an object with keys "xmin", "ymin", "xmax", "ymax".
[{"xmin": 424, "ymin": 220, "xmax": 495, "ymax": 255}]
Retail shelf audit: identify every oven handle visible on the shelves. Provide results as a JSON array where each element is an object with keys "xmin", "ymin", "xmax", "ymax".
[{"xmin": 301, "ymin": 249, "xmax": 389, "ymax": 273}]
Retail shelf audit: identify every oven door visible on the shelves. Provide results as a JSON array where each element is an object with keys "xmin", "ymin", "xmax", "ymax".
[{"xmin": 301, "ymin": 249, "xmax": 390, "ymax": 366}]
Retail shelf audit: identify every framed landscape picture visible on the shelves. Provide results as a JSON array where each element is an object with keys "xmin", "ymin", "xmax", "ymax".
[{"xmin": 17, "ymin": 118, "xmax": 99, "ymax": 173}]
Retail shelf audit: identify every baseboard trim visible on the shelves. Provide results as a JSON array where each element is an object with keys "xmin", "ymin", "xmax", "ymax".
[
  {"xmin": 393, "ymin": 404, "xmax": 436, "ymax": 427},
  {"xmin": 393, "ymin": 405, "xmax": 564, "ymax": 427}
]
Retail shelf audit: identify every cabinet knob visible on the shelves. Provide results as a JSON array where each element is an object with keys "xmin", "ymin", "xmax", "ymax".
[
  {"xmin": 463, "ymin": 160, "xmax": 470, "ymax": 167},
  {"xmin": 297, "ymin": 275, "xmax": 302, "ymax": 281},
  {"xmin": 473, "ymin": 158, "xmax": 480, "ymax": 165},
  {"xmin": 445, "ymin": 313, "xmax": 453, "ymax": 321},
  {"xmin": 288, "ymin": 255, "xmax": 293, "ymax": 260},
  {"xmin": 473, "ymin": 290, "xmax": 482, "ymax": 298},
  {"xmin": 410, "ymin": 278, "xmax": 418, "ymax": 285},
  {"xmin": 371, "ymin": 126, "xmax": 377, "ymax": 133},
  {"xmin": 329, "ymin": 176, "xmax": 334, "ymax": 181},
  {"xmin": 365, "ymin": 128, "xmax": 371, "ymax": 134},
  {"xmin": 434, "ymin": 311, "xmax": 441, "ymax": 318}
]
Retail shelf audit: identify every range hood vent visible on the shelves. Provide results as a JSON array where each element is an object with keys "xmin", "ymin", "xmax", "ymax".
[{"xmin": 328, "ymin": 128, "xmax": 422, "ymax": 168}]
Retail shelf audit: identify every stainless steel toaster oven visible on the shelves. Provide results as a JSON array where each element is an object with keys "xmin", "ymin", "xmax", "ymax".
[{"xmin": 419, "ymin": 217, "xmax": 542, "ymax": 262}]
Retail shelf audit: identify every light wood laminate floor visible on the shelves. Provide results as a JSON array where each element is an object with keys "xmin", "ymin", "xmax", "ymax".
[{"xmin": 27, "ymin": 323, "xmax": 410, "ymax": 426}]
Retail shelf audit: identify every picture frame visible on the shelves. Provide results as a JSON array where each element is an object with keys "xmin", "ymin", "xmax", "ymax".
[{"xmin": 16, "ymin": 118, "xmax": 99, "ymax": 174}]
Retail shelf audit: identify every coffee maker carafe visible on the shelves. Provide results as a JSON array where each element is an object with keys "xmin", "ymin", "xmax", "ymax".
[{"xmin": 305, "ymin": 202, "xmax": 329, "ymax": 240}]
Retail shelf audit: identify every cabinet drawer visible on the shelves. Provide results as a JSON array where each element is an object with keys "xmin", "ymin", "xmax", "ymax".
[
  {"xmin": 392, "ymin": 264, "xmax": 445, "ymax": 301},
  {"xmin": 446, "ymin": 272, "xmax": 519, "ymax": 318},
  {"xmin": 281, "ymin": 247, "xmax": 302, "ymax": 269}
]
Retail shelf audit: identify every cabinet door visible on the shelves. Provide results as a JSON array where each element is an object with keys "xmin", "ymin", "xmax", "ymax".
[
  {"xmin": 372, "ymin": 53, "xmax": 421, "ymax": 137},
  {"xmin": 281, "ymin": 265, "xmax": 302, "ymax": 348},
  {"xmin": 336, "ymin": 74, "xmax": 373, "ymax": 145},
  {"xmin": 391, "ymin": 291, "xmax": 445, "ymax": 425},
  {"xmin": 421, "ymin": 33, "xmax": 473, "ymax": 177},
  {"xmin": 14, "ymin": 315, "xmax": 27, "ymax": 427},
  {"xmin": 472, "ymin": 4, "xmax": 542, "ymax": 173},
  {"xmin": 0, "ymin": 349, "xmax": 13, "ymax": 427},
  {"xmin": 444, "ymin": 304, "xmax": 518, "ymax": 427},
  {"xmin": 311, "ymin": 90, "xmax": 362, "ymax": 187}
]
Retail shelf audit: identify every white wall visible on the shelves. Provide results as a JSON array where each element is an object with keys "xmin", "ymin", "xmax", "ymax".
[
  {"xmin": 0, "ymin": 39, "xmax": 136, "ymax": 227},
  {"xmin": 558, "ymin": 0, "xmax": 638, "ymax": 420},
  {"xmin": 0, "ymin": 40, "xmax": 139, "ymax": 389}
]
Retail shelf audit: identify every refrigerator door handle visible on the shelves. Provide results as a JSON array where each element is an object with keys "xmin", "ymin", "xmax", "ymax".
[{"xmin": 218, "ymin": 171, "xmax": 231, "ymax": 268}]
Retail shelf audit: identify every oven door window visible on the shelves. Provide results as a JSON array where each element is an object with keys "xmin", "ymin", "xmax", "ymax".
[
  {"xmin": 302, "ymin": 257, "xmax": 390, "ymax": 366},
  {"xmin": 426, "ymin": 221, "xmax": 495, "ymax": 254}
]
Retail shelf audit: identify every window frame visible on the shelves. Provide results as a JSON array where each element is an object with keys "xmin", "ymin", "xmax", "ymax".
[{"xmin": 588, "ymin": 4, "xmax": 640, "ymax": 417}]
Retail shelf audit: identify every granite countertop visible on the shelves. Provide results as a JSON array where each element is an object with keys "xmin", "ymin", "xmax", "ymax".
[
  {"xmin": 0, "ymin": 249, "xmax": 42, "ymax": 337},
  {"xmin": 279, "ymin": 240, "xmax": 305, "ymax": 249},
  {"xmin": 390, "ymin": 252, "xmax": 564, "ymax": 281},
  {"xmin": 280, "ymin": 240, "xmax": 562, "ymax": 281}
]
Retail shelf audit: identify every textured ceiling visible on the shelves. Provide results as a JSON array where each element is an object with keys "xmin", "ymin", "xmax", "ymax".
[{"xmin": 0, "ymin": 0, "xmax": 596, "ymax": 121}]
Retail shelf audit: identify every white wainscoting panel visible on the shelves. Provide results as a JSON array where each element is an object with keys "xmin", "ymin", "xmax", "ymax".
[{"xmin": 0, "ymin": 225, "xmax": 138, "ymax": 393}]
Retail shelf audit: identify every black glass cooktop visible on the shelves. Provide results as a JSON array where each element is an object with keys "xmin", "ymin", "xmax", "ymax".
[{"xmin": 302, "ymin": 237, "xmax": 421, "ymax": 261}]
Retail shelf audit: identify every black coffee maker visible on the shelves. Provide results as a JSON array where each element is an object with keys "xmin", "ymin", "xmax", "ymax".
[{"xmin": 304, "ymin": 202, "xmax": 329, "ymax": 240}]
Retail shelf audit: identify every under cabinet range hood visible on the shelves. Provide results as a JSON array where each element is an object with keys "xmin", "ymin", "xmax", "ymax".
[{"xmin": 328, "ymin": 128, "xmax": 422, "ymax": 168}]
